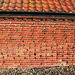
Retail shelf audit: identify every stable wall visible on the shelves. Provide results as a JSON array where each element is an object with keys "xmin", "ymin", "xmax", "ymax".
[{"xmin": 0, "ymin": 15, "xmax": 75, "ymax": 69}]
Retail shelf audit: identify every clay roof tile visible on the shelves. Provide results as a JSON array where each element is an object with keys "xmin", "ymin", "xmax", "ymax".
[{"xmin": 0, "ymin": 0, "xmax": 74, "ymax": 13}]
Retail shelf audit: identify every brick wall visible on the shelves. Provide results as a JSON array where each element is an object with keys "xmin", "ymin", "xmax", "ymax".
[{"xmin": 0, "ymin": 16, "xmax": 75, "ymax": 69}]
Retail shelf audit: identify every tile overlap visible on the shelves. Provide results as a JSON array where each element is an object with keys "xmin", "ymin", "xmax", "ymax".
[{"xmin": 0, "ymin": 0, "xmax": 75, "ymax": 13}]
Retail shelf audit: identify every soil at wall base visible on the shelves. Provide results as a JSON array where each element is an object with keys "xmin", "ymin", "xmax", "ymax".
[{"xmin": 0, "ymin": 65, "xmax": 75, "ymax": 75}]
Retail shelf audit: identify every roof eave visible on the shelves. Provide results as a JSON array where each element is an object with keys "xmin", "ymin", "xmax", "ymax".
[{"xmin": 0, "ymin": 11, "xmax": 75, "ymax": 16}]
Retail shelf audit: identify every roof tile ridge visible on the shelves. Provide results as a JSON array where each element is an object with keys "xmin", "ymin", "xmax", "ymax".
[
  {"xmin": 65, "ymin": 0, "xmax": 74, "ymax": 12},
  {"xmin": 53, "ymin": 0, "xmax": 62, "ymax": 12},
  {"xmin": 59, "ymin": 0, "xmax": 70, "ymax": 12},
  {"xmin": 0, "ymin": 0, "xmax": 10, "ymax": 11},
  {"xmin": 35, "ymin": 0, "xmax": 43, "ymax": 11}
]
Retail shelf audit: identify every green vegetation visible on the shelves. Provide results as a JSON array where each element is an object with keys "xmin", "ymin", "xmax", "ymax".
[{"xmin": 1, "ymin": 0, "xmax": 5, "ymax": 4}]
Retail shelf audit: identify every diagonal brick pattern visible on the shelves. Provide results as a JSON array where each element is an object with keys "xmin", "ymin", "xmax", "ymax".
[{"xmin": 0, "ymin": 16, "xmax": 75, "ymax": 69}]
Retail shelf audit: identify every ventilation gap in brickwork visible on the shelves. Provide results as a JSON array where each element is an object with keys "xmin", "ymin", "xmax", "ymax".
[
  {"xmin": 53, "ymin": 18, "xmax": 56, "ymax": 21},
  {"xmin": 71, "ymin": 19, "xmax": 74, "ymax": 22},
  {"xmin": 1, "ymin": 17, "xmax": 75, "ymax": 22},
  {"xmin": 45, "ymin": 18, "xmax": 47, "ymax": 21},
  {"xmin": 34, "ymin": 57, "xmax": 36, "ymax": 59},
  {"xmin": 27, "ymin": 18, "xmax": 33, "ymax": 21},
  {"xmin": 68, "ymin": 19, "xmax": 75, "ymax": 22},
  {"xmin": 62, "ymin": 19, "xmax": 65, "ymax": 21}
]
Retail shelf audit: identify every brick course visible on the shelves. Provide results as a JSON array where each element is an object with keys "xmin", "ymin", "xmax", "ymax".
[{"xmin": 0, "ymin": 16, "xmax": 75, "ymax": 69}]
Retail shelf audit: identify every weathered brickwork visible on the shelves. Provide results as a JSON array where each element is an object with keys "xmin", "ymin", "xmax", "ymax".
[{"xmin": 0, "ymin": 16, "xmax": 75, "ymax": 69}]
